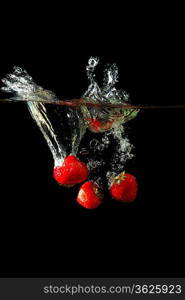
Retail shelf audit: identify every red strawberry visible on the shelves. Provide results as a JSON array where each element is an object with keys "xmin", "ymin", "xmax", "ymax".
[
  {"xmin": 53, "ymin": 155, "xmax": 89, "ymax": 187},
  {"xmin": 77, "ymin": 181, "xmax": 103, "ymax": 209},
  {"xmin": 86, "ymin": 118, "xmax": 113, "ymax": 133},
  {"xmin": 110, "ymin": 172, "xmax": 138, "ymax": 202}
]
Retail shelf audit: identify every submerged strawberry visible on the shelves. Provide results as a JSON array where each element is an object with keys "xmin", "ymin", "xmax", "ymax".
[
  {"xmin": 53, "ymin": 155, "xmax": 89, "ymax": 187},
  {"xmin": 86, "ymin": 118, "xmax": 113, "ymax": 133},
  {"xmin": 76, "ymin": 181, "xmax": 103, "ymax": 209},
  {"xmin": 110, "ymin": 172, "xmax": 138, "ymax": 202}
]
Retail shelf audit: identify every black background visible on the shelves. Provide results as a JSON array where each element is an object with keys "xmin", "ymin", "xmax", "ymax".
[{"xmin": 0, "ymin": 4, "xmax": 184, "ymax": 277}]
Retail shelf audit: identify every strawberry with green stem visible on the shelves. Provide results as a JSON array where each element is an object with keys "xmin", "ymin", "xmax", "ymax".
[{"xmin": 110, "ymin": 172, "xmax": 138, "ymax": 202}]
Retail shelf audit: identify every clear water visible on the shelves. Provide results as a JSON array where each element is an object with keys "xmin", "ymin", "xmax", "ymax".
[{"xmin": 1, "ymin": 58, "xmax": 139, "ymax": 183}]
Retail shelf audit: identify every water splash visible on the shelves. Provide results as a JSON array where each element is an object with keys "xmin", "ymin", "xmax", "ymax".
[
  {"xmin": 82, "ymin": 57, "xmax": 139, "ymax": 132},
  {"xmin": 1, "ymin": 67, "xmax": 87, "ymax": 166},
  {"xmin": 1, "ymin": 66, "xmax": 57, "ymax": 102},
  {"xmin": 83, "ymin": 57, "xmax": 129, "ymax": 103},
  {"xmin": 1, "ymin": 58, "xmax": 139, "ymax": 182}
]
